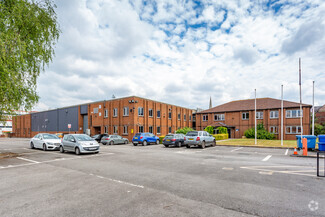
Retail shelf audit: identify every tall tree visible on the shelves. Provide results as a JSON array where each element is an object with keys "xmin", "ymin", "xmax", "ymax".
[{"xmin": 0, "ymin": 0, "xmax": 60, "ymax": 122}]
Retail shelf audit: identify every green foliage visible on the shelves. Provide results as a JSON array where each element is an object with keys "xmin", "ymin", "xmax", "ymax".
[
  {"xmin": 0, "ymin": 0, "xmax": 60, "ymax": 122},
  {"xmin": 204, "ymin": 126, "xmax": 214, "ymax": 134},
  {"xmin": 159, "ymin": 136, "xmax": 165, "ymax": 144},
  {"xmin": 244, "ymin": 123, "xmax": 275, "ymax": 140},
  {"xmin": 217, "ymin": 126, "xmax": 227, "ymax": 134},
  {"xmin": 314, "ymin": 124, "xmax": 325, "ymax": 136},
  {"xmin": 213, "ymin": 134, "xmax": 228, "ymax": 140},
  {"xmin": 176, "ymin": 127, "xmax": 194, "ymax": 135}
]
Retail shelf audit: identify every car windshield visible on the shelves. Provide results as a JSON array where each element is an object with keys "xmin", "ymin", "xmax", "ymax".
[
  {"xmin": 74, "ymin": 135, "xmax": 93, "ymax": 141},
  {"xmin": 43, "ymin": 134, "xmax": 59, "ymax": 139},
  {"xmin": 135, "ymin": 133, "xmax": 141, "ymax": 137},
  {"xmin": 186, "ymin": 131, "xmax": 198, "ymax": 136}
]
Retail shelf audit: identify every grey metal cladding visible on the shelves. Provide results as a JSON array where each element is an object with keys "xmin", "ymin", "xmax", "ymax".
[
  {"xmin": 58, "ymin": 106, "xmax": 78, "ymax": 131},
  {"xmin": 31, "ymin": 106, "xmax": 79, "ymax": 132},
  {"xmin": 80, "ymin": 105, "xmax": 88, "ymax": 115}
]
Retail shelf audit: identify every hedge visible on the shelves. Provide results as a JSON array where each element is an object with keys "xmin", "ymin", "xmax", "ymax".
[
  {"xmin": 213, "ymin": 134, "xmax": 228, "ymax": 140},
  {"xmin": 159, "ymin": 136, "xmax": 165, "ymax": 144}
]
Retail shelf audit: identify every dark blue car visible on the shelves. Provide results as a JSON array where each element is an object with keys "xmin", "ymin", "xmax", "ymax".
[{"xmin": 132, "ymin": 133, "xmax": 160, "ymax": 146}]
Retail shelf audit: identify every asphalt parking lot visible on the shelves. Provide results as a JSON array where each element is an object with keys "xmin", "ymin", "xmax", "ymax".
[{"xmin": 0, "ymin": 138, "xmax": 324, "ymax": 217}]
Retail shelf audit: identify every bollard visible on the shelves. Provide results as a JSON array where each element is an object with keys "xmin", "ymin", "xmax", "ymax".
[{"xmin": 302, "ymin": 138, "xmax": 308, "ymax": 156}]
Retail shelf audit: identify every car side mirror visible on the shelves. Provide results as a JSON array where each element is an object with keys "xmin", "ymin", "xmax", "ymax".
[{"xmin": 70, "ymin": 139, "xmax": 76, "ymax": 142}]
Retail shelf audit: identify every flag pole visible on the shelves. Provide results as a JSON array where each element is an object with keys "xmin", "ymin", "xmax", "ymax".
[
  {"xmin": 299, "ymin": 58, "xmax": 303, "ymax": 139},
  {"xmin": 281, "ymin": 85, "xmax": 283, "ymax": 146},
  {"xmin": 255, "ymin": 89, "xmax": 257, "ymax": 145},
  {"xmin": 312, "ymin": 81, "xmax": 315, "ymax": 135}
]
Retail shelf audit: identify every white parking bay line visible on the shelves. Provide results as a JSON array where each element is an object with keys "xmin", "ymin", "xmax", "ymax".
[
  {"xmin": 230, "ymin": 147, "xmax": 243, "ymax": 152},
  {"xmin": 285, "ymin": 149, "xmax": 289, "ymax": 155},
  {"xmin": 17, "ymin": 157, "xmax": 40, "ymax": 164},
  {"xmin": 262, "ymin": 155, "xmax": 272, "ymax": 162}
]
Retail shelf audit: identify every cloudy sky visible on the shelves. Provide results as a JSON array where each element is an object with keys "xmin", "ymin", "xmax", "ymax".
[{"xmin": 35, "ymin": 0, "xmax": 325, "ymax": 111}]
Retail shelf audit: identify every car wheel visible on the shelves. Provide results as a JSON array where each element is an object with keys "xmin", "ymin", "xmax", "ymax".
[
  {"xmin": 133, "ymin": 143, "xmax": 138, "ymax": 146},
  {"xmin": 124, "ymin": 140, "xmax": 128, "ymax": 144},
  {"xmin": 164, "ymin": 145, "xmax": 169, "ymax": 148},
  {"xmin": 30, "ymin": 142, "xmax": 34, "ymax": 149},
  {"xmin": 110, "ymin": 141, "xmax": 114, "ymax": 145},
  {"xmin": 186, "ymin": 145, "xmax": 190, "ymax": 148},
  {"xmin": 212, "ymin": 140, "xmax": 216, "ymax": 147},
  {"xmin": 75, "ymin": 147, "xmax": 80, "ymax": 155},
  {"xmin": 178, "ymin": 141, "xmax": 182, "ymax": 147},
  {"xmin": 143, "ymin": 140, "xmax": 147, "ymax": 146},
  {"xmin": 156, "ymin": 139, "xmax": 160, "ymax": 145},
  {"xmin": 59, "ymin": 146, "xmax": 65, "ymax": 153},
  {"xmin": 200, "ymin": 141, "xmax": 206, "ymax": 149},
  {"xmin": 43, "ymin": 143, "xmax": 47, "ymax": 151}
]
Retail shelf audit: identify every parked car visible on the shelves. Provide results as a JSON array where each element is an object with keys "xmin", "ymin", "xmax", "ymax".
[
  {"xmin": 91, "ymin": 134, "xmax": 109, "ymax": 143},
  {"xmin": 101, "ymin": 135, "xmax": 129, "ymax": 145},
  {"xmin": 55, "ymin": 133, "xmax": 64, "ymax": 139},
  {"xmin": 60, "ymin": 134, "xmax": 100, "ymax": 155},
  {"xmin": 132, "ymin": 133, "xmax": 160, "ymax": 146},
  {"xmin": 163, "ymin": 134, "xmax": 185, "ymax": 147},
  {"xmin": 184, "ymin": 131, "xmax": 215, "ymax": 149},
  {"xmin": 30, "ymin": 133, "xmax": 61, "ymax": 151}
]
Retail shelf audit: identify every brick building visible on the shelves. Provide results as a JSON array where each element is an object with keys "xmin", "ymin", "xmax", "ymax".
[
  {"xmin": 12, "ymin": 96, "xmax": 194, "ymax": 141},
  {"xmin": 315, "ymin": 105, "xmax": 325, "ymax": 126},
  {"xmin": 195, "ymin": 98, "xmax": 311, "ymax": 140}
]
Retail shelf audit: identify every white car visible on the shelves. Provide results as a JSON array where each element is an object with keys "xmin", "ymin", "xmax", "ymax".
[{"xmin": 30, "ymin": 133, "xmax": 62, "ymax": 151}]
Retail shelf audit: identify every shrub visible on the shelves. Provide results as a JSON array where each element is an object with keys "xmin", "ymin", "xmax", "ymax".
[
  {"xmin": 176, "ymin": 127, "xmax": 195, "ymax": 135},
  {"xmin": 213, "ymin": 134, "xmax": 228, "ymax": 140},
  {"xmin": 244, "ymin": 123, "xmax": 275, "ymax": 140},
  {"xmin": 217, "ymin": 126, "xmax": 227, "ymax": 134},
  {"xmin": 159, "ymin": 136, "xmax": 165, "ymax": 144},
  {"xmin": 204, "ymin": 126, "xmax": 214, "ymax": 134}
]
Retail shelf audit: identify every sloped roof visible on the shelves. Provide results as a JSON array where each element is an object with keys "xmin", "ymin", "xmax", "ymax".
[
  {"xmin": 317, "ymin": 105, "xmax": 325, "ymax": 112},
  {"xmin": 198, "ymin": 98, "xmax": 311, "ymax": 114}
]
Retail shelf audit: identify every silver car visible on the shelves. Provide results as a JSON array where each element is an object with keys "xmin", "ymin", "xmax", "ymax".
[
  {"xmin": 60, "ymin": 134, "xmax": 100, "ymax": 155},
  {"xmin": 30, "ymin": 133, "xmax": 61, "ymax": 151},
  {"xmin": 100, "ymin": 135, "xmax": 129, "ymax": 145},
  {"xmin": 184, "ymin": 131, "xmax": 215, "ymax": 149}
]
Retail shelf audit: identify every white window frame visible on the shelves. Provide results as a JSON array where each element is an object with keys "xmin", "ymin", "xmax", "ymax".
[
  {"xmin": 157, "ymin": 110, "xmax": 161, "ymax": 118},
  {"xmin": 149, "ymin": 126, "xmax": 153, "ymax": 133},
  {"xmin": 168, "ymin": 127, "xmax": 172, "ymax": 133},
  {"xmin": 113, "ymin": 108, "xmax": 118, "ymax": 117},
  {"xmin": 157, "ymin": 126, "xmax": 161, "ymax": 134},
  {"xmin": 270, "ymin": 111, "xmax": 278, "ymax": 119},
  {"xmin": 203, "ymin": 115, "xmax": 208, "ymax": 121},
  {"xmin": 189, "ymin": 115, "xmax": 191, "ymax": 121},
  {"xmin": 138, "ymin": 107, "xmax": 144, "ymax": 116},
  {"xmin": 113, "ymin": 126, "xmax": 118, "ymax": 134},
  {"xmin": 123, "ymin": 107, "xmax": 129, "ymax": 116},
  {"xmin": 286, "ymin": 109, "xmax": 302, "ymax": 118},
  {"xmin": 104, "ymin": 109, "xmax": 108, "ymax": 118},
  {"xmin": 242, "ymin": 112, "xmax": 249, "ymax": 120},
  {"xmin": 256, "ymin": 111, "xmax": 263, "ymax": 120},
  {"xmin": 104, "ymin": 125, "xmax": 108, "ymax": 134},
  {"xmin": 123, "ymin": 125, "xmax": 128, "ymax": 135},
  {"xmin": 178, "ymin": 113, "xmax": 181, "ymax": 120},
  {"xmin": 138, "ymin": 125, "xmax": 144, "ymax": 133},
  {"xmin": 184, "ymin": 114, "xmax": 186, "ymax": 121},
  {"xmin": 168, "ymin": 112, "xmax": 172, "ymax": 119},
  {"xmin": 214, "ymin": 114, "xmax": 225, "ymax": 121},
  {"xmin": 269, "ymin": 126, "xmax": 278, "ymax": 134},
  {"xmin": 149, "ymin": 109, "xmax": 153, "ymax": 117},
  {"xmin": 285, "ymin": 126, "xmax": 302, "ymax": 134}
]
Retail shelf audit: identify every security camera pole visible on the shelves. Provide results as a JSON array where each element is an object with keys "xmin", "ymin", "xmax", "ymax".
[
  {"xmin": 299, "ymin": 58, "xmax": 303, "ymax": 139},
  {"xmin": 312, "ymin": 81, "xmax": 315, "ymax": 135}
]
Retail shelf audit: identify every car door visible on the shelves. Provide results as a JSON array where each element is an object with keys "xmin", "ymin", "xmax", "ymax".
[
  {"xmin": 117, "ymin": 136, "xmax": 123, "ymax": 144},
  {"xmin": 33, "ymin": 134, "xmax": 41, "ymax": 148},
  {"xmin": 150, "ymin": 134, "xmax": 155, "ymax": 143},
  {"xmin": 65, "ymin": 135, "xmax": 74, "ymax": 151}
]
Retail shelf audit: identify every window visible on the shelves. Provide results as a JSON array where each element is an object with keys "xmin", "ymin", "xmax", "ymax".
[
  {"xmin": 104, "ymin": 109, "xmax": 108, "ymax": 118},
  {"xmin": 149, "ymin": 126, "xmax": 153, "ymax": 133},
  {"xmin": 99, "ymin": 105, "xmax": 101, "ymax": 109},
  {"xmin": 214, "ymin": 114, "xmax": 225, "ymax": 121},
  {"xmin": 189, "ymin": 115, "xmax": 191, "ymax": 121},
  {"xmin": 93, "ymin": 108, "xmax": 98, "ymax": 114},
  {"xmin": 138, "ymin": 107, "xmax": 144, "ymax": 116},
  {"xmin": 113, "ymin": 108, "xmax": 118, "ymax": 117},
  {"xmin": 242, "ymin": 112, "xmax": 249, "ymax": 120},
  {"xmin": 99, "ymin": 112, "xmax": 101, "ymax": 117},
  {"xmin": 168, "ymin": 112, "xmax": 172, "ymax": 119},
  {"xmin": 203, "ymin": 115, "xmax": 208, "ymax": 121},
  {"xmin": 104, "ymin": 126, "xmax": 108, "ymax": 133},
  {"xmin": 157, "ymin": 126, "xmax": 161, "ymax": 134},
  {"xmin": 149, "ymin": 109, "xmax": 153, "ymax": 117},
  {"xmin": 256, "ymin": 111, "xmax": 263, "ymax": 119},
  {"xmin": 184, "ymin": 114, "xmax": 186, "ymax": 121},
  {"xmin": 123, "ymin": 125, "xmax": 128, "ymax": 135},
  {"xmin": 286, "ymin": 126, "xmax": 302, "ymax": 134},
  {"xmin": 113, "ymin": 126, "xmax": 118, "ymax": 134},
  {"xmin": 138, "ymin": 125, "xmax": 144, "ymax": 133},
  {"xmin": 286, "ymin": 110, "xmax": 302, "ymax": 118},
  {"xmin": 169, "ymin": 127, "xmax": 172, "ymax": 133},
  {"xmin": 178, "ymin": 113, "xmax": 180, "ymax": 120},
  {"xmin": 157, "ymin": 110, "xmax": 161, "ymax": 118},
  {"xmin": 123, "ymin": 107, "xmax": 129, "ymax": 116},
  {"xmin": 270, "ymin": 126, "xmax": 278, "ymax": 134},
  {"xmin": 270, "ymin": 111, "xmax": 278, "ymax": 119}
]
